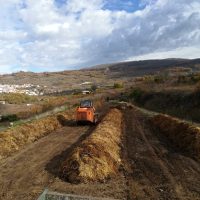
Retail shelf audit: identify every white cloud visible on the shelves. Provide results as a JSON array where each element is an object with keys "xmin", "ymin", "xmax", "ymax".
[
  {"xmin": 128, "ymin": 46, "xmax": 200, "ymax": 61},
  {"xmin": 66, "ymin": 0, "xmax": 104, "ymax": 12},
  {"xmin": 0, "ymin": 0, "xmax": 200, "ymax": 73}
]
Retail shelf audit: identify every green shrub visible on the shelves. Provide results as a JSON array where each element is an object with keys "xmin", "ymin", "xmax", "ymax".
[
  {"xmin": 91, "ymin": 84, "xmax": 97, "ymax": 92},
  {"xmin": 73, "ymin": 90, "xmax": 82, "ymax": 95},
  {"xmin": 154, "ymin": 75, "xmax": 165, "ymax": 83},
  {"xmin": 73, "ymin": 103, "xmax": 79, "ymax": 108},
  {"xmin": 1, "ymin": 114, "xmax": 19, "ymax": 122},
  {"xmin": 113, "ymin": 83, "xmax": 123, "ymax": 89},
  {"xmin": 143, "ymin": 75, "xmax": 155, "ymax": 83},
  {"xmin": 129, "ymin": 88, "xmax": 143, "ymax": 101},
  {"xmin": 191, "ymin": 74, "xmax": 200, "ymax": 83}
]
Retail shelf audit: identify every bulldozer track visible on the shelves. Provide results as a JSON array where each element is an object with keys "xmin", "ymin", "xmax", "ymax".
[{"xmin": 124, "ymin": 109, "xmax": 200, "ymax": 200}]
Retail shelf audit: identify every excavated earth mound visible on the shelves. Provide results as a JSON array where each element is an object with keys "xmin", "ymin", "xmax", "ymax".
[
  {"xmin": 151, "ymin": 114, "xmax": 200, "ymax": 159},
  {"xmin": 0, "ymin": 112, "xmax": 71, "ymax": 160},
  {"xmin": 61, "ymin": 108, "xmax": 122, "ymax": 183}
]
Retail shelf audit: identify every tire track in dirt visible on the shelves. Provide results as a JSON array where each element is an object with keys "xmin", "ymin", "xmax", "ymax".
[
  {"xmin": 0, "ymin": 125, "xmax": 90, "ymax": 200},
  {"xmin": 134, "ymin": 117, "xmax": 186, "ymax": 199},
  {"xmin": 0, "ymin": 107, "xmax": 127, "ymax": 200},
  {"xmin": 124, "ymin": 109, "xmax": 200, "ymax": 200}
]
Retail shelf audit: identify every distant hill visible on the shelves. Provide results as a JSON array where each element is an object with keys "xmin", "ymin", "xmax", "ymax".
[
  {"xmin": 90, "ymin": 58, "xmax": 198, "ymax": 76},
  {"xmin": 0, "ymin": 58, "xmax": 200, "ymax": 92}
]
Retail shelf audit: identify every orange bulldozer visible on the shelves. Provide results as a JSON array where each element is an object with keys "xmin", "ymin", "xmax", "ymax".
[{"xmin": 76, "ymin": 99, "xmax": 98, "ymax": 125}]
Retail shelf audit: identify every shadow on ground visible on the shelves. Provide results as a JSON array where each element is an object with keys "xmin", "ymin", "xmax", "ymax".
[
  {"xmin": 57, "ymin": 114, "xmax": 96, "ymax": 127},
  {"xmin": 57, "ymin": 114, "xmax": 76, "ymax": 126},
  {"xmin": 45, "ymin": 125, "xmax": 96, "ymax": 181},
  {"xmin": 46, "ymin": 109, "xmax": 109, "ymax": 181}
]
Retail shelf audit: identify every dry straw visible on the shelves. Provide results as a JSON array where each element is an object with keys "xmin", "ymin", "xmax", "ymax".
[
  {"xmin": 61, "ymin": 108, "xmax": 122, "ymax": 183},
  {"xmin": 0, "ymin": 112, "xmax": 70, "ymax": 160},
  {"xmin": 151, "ymin": 114, "xmax": 200, "ymax": 159}
]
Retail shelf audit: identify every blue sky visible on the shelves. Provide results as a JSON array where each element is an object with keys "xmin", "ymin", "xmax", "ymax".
[
  {"xmin": 0, "ymin": 0, "xmax": 200, "ymax": 73},
  {"xmin": 55, "ymin": 0, "xmax": 142, "ymax": 12},
  {"xmin": 103, "ymin": 0, "xmax": 142, "ymax": 12}
]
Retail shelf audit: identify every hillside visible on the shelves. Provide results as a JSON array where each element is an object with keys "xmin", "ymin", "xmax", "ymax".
[{"xmin": 1, "ymin": 58, "xmax": 200, "ymax": 93}]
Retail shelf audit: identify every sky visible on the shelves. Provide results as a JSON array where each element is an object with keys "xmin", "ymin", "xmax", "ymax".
[{"xmin": 0, "ymin": 0, "xmax": 200, "ymax": 73}]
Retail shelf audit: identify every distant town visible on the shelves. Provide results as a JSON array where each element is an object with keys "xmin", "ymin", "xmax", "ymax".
[
  {"xmin": 0, "ymin": 83, "xmax": 95, "ymax": 96},
  {"xmin": 0, "ymin": 84, "xmax": 44, "ymax": 96}
]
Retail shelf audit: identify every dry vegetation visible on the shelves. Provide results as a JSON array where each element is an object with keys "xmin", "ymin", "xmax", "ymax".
[
  {"xmin": 61, "ymin": 108, "xmax": 122, "ymax": 183},
  {"xmin": 122, "ymin": 68, "xmax": 200, "ymax": 123},
  {"xmin": 0, "ymin": 92, "xmax": 108, "ymax": 122},
  {"xmin": 151, "ymin": 114, "xmax": 200, "ymax": 159},
  {"xmin": 0, "ymin": 93, "xmax": 38, "ymax": 104},
  {"xmin": 0, "ymin": 95, "xmax": 68, "ymax": 120},
  {"xmin": 0, "ymin": 111, "xmax": 72, "ymax": 160},
  {"xmin": 17, "ymin": 96, "xmax": 68, "ymax": 119},
  {"xmin": 0, "ymin": 95, "xmax": 106, "ymax": 161}
]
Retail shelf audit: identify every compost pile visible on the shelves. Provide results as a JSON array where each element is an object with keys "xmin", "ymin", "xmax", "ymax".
[
  {"xmin": 0, "ymin": 112, "xmax": 71, "ymax": 160},
  {"xmin": 61, "ymin": 108, "xmax": 122, "ymax": 183},
  {"xmin": 151, "ymin": 114, "xmax": 200, "ymax": 159}
]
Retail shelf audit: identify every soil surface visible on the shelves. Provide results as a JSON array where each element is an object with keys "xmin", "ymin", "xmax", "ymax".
[
  {"xmin": 124, "ymin": 108, "xmax": 200, "ymax": 200},
  {"xmin": 0, "ymin": 107, "xmax": 200, "ymax": 200},
  {"xmin": 0, "ymin": 123, "xmax": 127, "ymax": 200}
]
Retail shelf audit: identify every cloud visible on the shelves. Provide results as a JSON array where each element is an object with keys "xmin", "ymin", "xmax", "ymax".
[
  {"xmin": 128, "ymin": 46, "xmax": 200, "ymax": 61},
  {"xmin": 0, "ymin": 0, "xmax": 200, "ymax": 73}
]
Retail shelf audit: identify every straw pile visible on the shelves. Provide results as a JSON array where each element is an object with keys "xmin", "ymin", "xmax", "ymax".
[
  {"xmin": 0, "ymin": 112, "xmax": 70, "ymax": 160},
  {"xmin": 61, "ymin": 108, "xmax": 122, "ymax": 183},
  {"xmin": 151, "ymin": 114, "xmax": 200, "ymax": 159}
]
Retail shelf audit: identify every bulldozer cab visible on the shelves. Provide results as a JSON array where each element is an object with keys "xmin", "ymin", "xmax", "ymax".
[
  {"xmin": 80, "ymin": 100, "xmax": 93, "ymax": 108},
  {"xmin": 76, "ymin": 99, "xmax": 98, "ymax": 124}
]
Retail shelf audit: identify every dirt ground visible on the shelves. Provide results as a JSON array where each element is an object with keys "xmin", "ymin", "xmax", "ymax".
[
  {"xmin": 0, "ymin": 107, "xmax": 200, "ymax": 200},
  {"xmin": 0, "ymin": 123, "xmax": 127, "ymax": 200},
  {"xmin": 124, "ymin": 109, "xmax": 200, "ymax": 200}
]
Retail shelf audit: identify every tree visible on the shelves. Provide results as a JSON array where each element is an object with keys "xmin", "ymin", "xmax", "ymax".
[{"xmin": 91, "ymin": 84, "xmax": 97, "ymax": 92}]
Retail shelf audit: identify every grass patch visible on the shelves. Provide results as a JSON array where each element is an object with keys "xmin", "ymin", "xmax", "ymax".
[{"xmin": 0, "ymin": 93, "xmax": 38, "ymax": 104}]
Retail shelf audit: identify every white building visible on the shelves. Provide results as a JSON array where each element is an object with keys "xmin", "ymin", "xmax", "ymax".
[
  {"xmin": 0, "ymin": 84, "xmax": 43, "ymax": 96},
  {"xmin": 82, "ymin": 90, "xmax": 91, "ymax": 95},
  {"xmin": 0, "ymin": 101, "xmax": 6, "ymax": 105}
]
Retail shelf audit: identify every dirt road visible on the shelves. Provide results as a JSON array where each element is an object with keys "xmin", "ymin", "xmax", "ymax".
[
  {"xmin": 124, "ymin": 109, "xmax": 200, "ymax": 200},
  {"xmin": 0, "ymin": 123, "xmax": 127, "ymax": 200},
  {"xmin": 0, "ymin": 125, "xmax": 88, "ymax": 200},
  {"xmin": 0, "ymin": 106, "xmax": 200, "ymax": 200}
]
